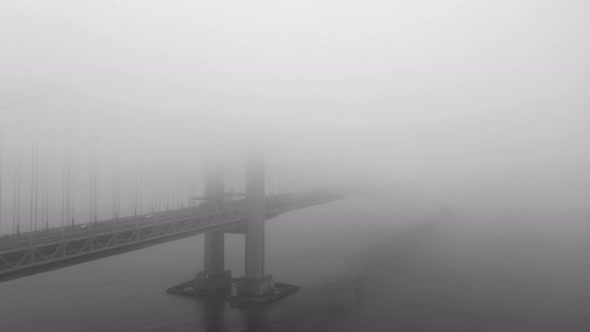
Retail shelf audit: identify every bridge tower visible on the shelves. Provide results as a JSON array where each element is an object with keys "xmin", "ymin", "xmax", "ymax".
[
  {"xmin": 236, "ymin": 148, "xmax": 275, "ymax": 297},
  {"xmin": 193, "ymin": 159, "xmax": 232, "ymax": 291}
]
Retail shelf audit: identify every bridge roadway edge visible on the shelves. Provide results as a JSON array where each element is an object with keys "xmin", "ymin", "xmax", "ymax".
[
  {"xmin": 0, "ymin": 219, "xmax": 248, "ymax": 283},
  {"xmin": 0, "ymin": 193, "xmax": 344, "ymax": 283}
]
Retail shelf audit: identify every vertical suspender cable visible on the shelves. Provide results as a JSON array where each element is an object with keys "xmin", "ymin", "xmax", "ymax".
[
  {"xmin": 175, "ymin": 173, "xmax": 178, "ymax": 209},
  {"xmin": 175, "ymin": 172, "xmax": 179, "ymax": 209},
  {"xmin": 150, "ymin": 167, "xmax": 154, "ymax": 214},
  {"xmin": 139, "ymin": 163, "xmax": 143, "ymax": 214},
  {"xmin": 113, "ymin": 161, "xmax": 118, "ymax": 220},
  {"xmin": 134, "ymin": 161, "xmax": 139, "ymax": 216},
  {"xmin": 190, "ymin": 169, "xmax": 195, "ymax": 208},
  {"xmin": 156, "ymin": 168, "xmax": 159, "ymax": 213},
  {"xmin": 14, "ymin": 125, "xmax": 21, "ymax": 235},
  {"xmin": 65, "ymin": 140, "xmax": 69, "ymax": 227},
  {"xmin": 94, "ymin": 152, "xmax": 98, "ymax": 222},
  {"xmin": 29, "ymin": 127, "xmax": 35, "ymax": 234},
  {"xmin": 34, "ymin": 124, "xmax": 40, "ymax": 231},
  {"xmin": 12, "ymin": 134, "xmax": 17, "ymax": 235},
  {"xmin": 172, "ymin": 172, "xmax": 175, "ymax": 210},
  {"xmin": 71, "ymin": 184, "xmax": 75, "ymax": 226},
  {"xmin": 47, "ymin": 137, "xmax": 51, "ymax": 230},
  {"xmin": 112, "ymin": 162, "xmax": 115, "ymax": 219},
  {"xmin": 61, "ymin": 135, "xmax": 66, "ymax": 228},
  {"xmin": 156, "ymin": 170, "xmax": 161, "ymax": 212},
  {"xmin": 93, "ymin": 138, "xmax": 98, "ymax": 222},
  {"xmin": 43, "ymin": 137, "xmax": 50, "ymax": 230},
  {"xmin": 165, "ymin": 171, "xmax": 169, "ymax": 212},
  {"xmin": 89, "ymin": 135, "xmax": 97, "ymax": 223},
  {"xmin": 89, "ymin": 146, "xmax": 93, "ymax": 223},
  {"xmin": 117, "ymin": 162, "xmax": 121, "ymax": 218},
  {"xmin": 30, "ymin": 123, "xmax": 39, "ymax": 233},
  {"xmin": 70, "ymin": 142, "xmax": 75, "ymax": 227},
  {"xmin": 66, "ymin": 134, "xmax": 72, "ymax": 226},
  {"xmin": 152, "ymin": 169, "xmax": 160, "ymax": 212}
]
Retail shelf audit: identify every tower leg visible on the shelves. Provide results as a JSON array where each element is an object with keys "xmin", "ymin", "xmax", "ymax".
[
  {"xmin": 194, "ymin": 157, "xmax": 232, "ymax": 291},
  {"xmin": 194, "ymin": 231, "xmax": 232, "ymax": 291},
  {"xmin": 237, "ymin": 147, "xmax": 275, "ymax": 297},
  {"xmin": 204, "ymin": 231, "xmax": 225, "ymax": 275}
]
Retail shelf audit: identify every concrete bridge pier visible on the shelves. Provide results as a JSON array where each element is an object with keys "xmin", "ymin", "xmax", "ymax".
[
  {"xmin": 236, "ymin": 150, "xmax": 275, "ymax": 297},
  {"xmin": 193, "ymin": 160, "xmax": 232, "ymax": 291}
]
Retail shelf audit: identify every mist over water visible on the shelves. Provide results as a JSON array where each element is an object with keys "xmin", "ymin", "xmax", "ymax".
[
  {"xmin": 1, "ymin": 189, "xmax": 589, "ymax": 331},
  {"xmin": 1, "ymin": 0, "xmax": 590, "ymax": 331}
]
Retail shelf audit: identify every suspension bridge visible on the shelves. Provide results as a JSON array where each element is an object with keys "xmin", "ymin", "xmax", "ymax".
[{"xmin": 0, "ymin": 117, "xmax": 346, "ymax": 302}]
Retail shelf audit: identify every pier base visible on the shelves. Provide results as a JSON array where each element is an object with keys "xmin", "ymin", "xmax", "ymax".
[
  {"xmin": 236, "ymin": 275, "xmax": 275, "ymax": 297},
  {"xmin": 193, "ymin": 270, "xmax": 233, "ymax": 292},
  {"xmin": 167, "ymin": 277, "xmax": 299, "ymax": 308}
]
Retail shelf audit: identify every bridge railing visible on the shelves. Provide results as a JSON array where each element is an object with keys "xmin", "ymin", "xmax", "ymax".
[
  {"xmin": 0, "ymin": 204, "xmax": 246, "ymax": 252},
  {"xmin": 0, "ymin": 193, "xmax": 329, "ymax": 253}
]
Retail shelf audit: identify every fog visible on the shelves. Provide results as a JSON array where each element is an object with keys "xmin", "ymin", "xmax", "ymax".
[
  {"xmin": 1, "ymin": 2, "xmax": 588, "ymax": 231},
  {"xmin": 1, "ymin": 1, "xmax": 590, "ymax": 331},
  {"xmin": 0, "ymin": 1, "xmax": 588, "ymax": 226}
]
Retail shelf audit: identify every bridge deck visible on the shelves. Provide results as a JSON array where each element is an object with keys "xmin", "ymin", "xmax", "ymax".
[{"xmin": 0, "ymin": 192, "xmax": 341, "ymax": 282}]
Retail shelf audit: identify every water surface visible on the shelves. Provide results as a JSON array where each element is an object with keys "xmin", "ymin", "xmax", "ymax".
[{"xmin": 0, "ymin": 192, "xmax": 588, "ymax": 331}]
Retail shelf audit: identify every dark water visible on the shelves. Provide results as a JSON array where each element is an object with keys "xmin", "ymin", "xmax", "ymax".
[{"xmin": 1, "ymin": 193, "xmax": 589, "ymax": 331}]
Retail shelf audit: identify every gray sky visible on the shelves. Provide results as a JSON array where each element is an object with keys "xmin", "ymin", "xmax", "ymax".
[{"xmin": 0, "ymin": 0, "xmax": 589, "ymax": 230}]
